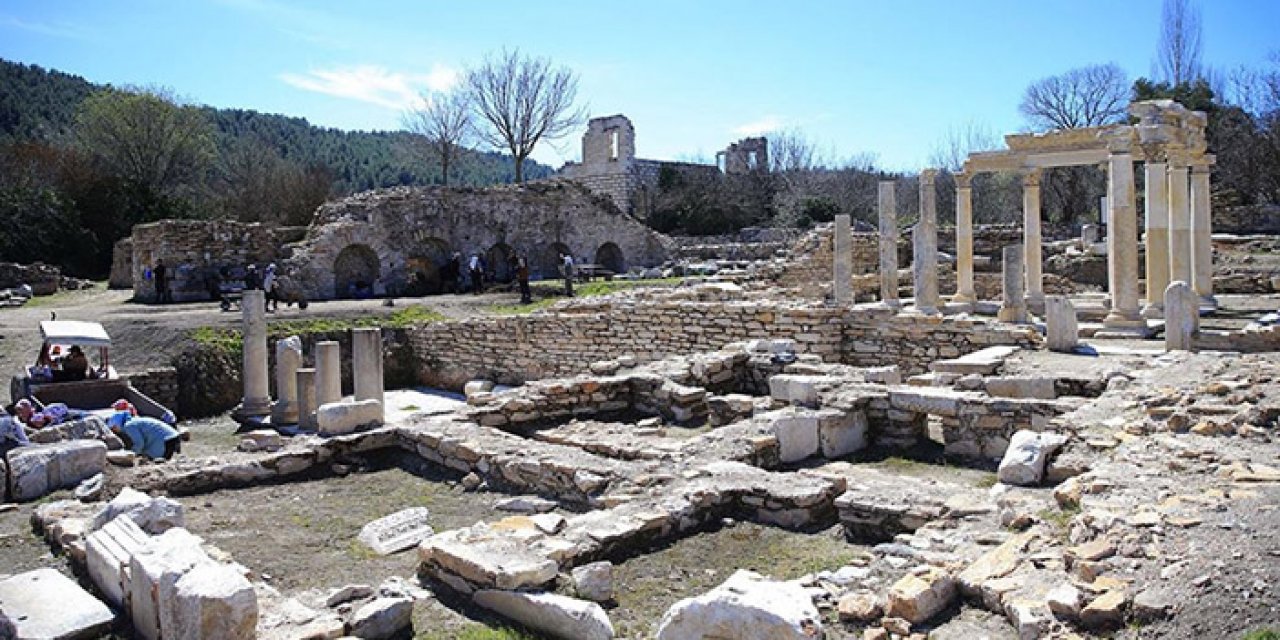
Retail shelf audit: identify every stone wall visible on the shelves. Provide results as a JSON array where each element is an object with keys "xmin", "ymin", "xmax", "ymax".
[
  {"xmin": 108, "ymin": 237, "xmax": 132, "ymax": 289},
  {"xmin": 407, "ymin": 297, "xmax": 1039, "ymax": 390},
  {"xmin": 128, "ymin": 220, "xmax": 284, "ymax": 303},
  {"xmin": 127, "ymin": 367, "xmax": 179, "ymax": 414},
  {"xmin": 281, "ymin": 181, "xmax": 672, "ymax": 301},
  {"xmin": 772, "ymin": 225, "xmax": 879, "ymax": 295},
  {"xmin": 0, "ymin": 262, "xmax": 61, "ymax": 295}
]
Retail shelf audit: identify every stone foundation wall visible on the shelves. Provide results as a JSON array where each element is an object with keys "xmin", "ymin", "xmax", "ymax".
[
  {"xmin": 408, "ymin": 300, "xmax": 1039, "ymax": 390},
  {"xmin": 773, "ymin": 225, "xmax": 879, "ymax": 294},
  {"xmin": 127, "ymin": 367, "xmax": 179, "ymax": 414},
  {"xmin": 0, "ymin": 262, "xmax": 60, "ymax": 295},
  {"xmin": 128, "ymin": 220, "xmax": 284, "ymax": 303},
  {"xmin": 108, "ymin": 238, "xmax": 133, "ymax": 289}
]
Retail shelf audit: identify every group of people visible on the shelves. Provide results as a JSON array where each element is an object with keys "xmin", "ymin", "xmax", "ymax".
[
  {"xmin": 33, "ymin": 343, "xmax": 94, "ymax": 383},
  {"xmin": 1, "ymin": 397, "xmax": 183, "ymax": 461},
  {"xmin": 445, "ymin": 251, "xmax": 573, "ymax": 303},
  {"xmin": 153, "ymin": 259, "xmax": 280, "ymax": 312}
]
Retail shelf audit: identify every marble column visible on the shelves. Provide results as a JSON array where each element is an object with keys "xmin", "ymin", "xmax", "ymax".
[
  {"xmin": 296, "ymin": 368, "xmax": 317, "ymax": 430},
  {"xmin": 1167, "ymin": 160, "xmax": 1191, "ymax": 285},
  {"xmin": 1104, "ymin": 148, "xmax": 1144, "ymax": 329},
  {"xmin": 912, "ymin": 169, "xmax": 940, "ymax": 314},
  {"xmin": 953, "ymin": 173, "xmax": 976, "ymax": 305},
  {"xmin": 1022, "ymin": 169, "xmax": 1044, "ymax": 312},
  {"xmin": 315, "ymin": 340, "xmax": 342, "ymax": 406},
  {"xmin": 1142, "ymin": 157, "xmax": 1171, "ymax": 318},
  {"xmin": 877, "ymin": 181, "xmax": 899, "ymax": 308},
  {"xmin": 833, "ymin": 214, "xmax": 853, "ymax": 306},
  {"xmin": 271, "ymin": 335, "xmax": 302, "ymax": 425},
  {"xmin": 236, "ymin": 290, "xmax": 270, "ymax": 419},
  {"xmin": 352, "ymin": 327, "xmax": 385, "ymax": 422},
  {"xmin": 1190, "ymin": 161, "xmax": 1216, "ymax": 308},
  {"xmin": 997, "ymin": 246, "xmax": 1028, "ymax": 323}
]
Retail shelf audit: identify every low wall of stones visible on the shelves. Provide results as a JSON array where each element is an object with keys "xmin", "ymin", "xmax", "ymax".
[
  {"xmin": 128, "ymin": 220, "xmax": 286, "ymax": 303},
  {"xmin": 0, "ymin": 261, "xmax": 61, "ymax": 295},
  {"xmin": 1194, "ymin": 325, "xmax": 1280, "ymax": 353},
  {"xmin": 772, "ymin": 225, "xmax": 879, "ymax": 295},
  {"xmin": 108, "ymin": 237, "xmax": 133, "ymax": 289},
  {"xmin": 409, "ymin": 299, "xmax": 1039, "ymax": 390},
  {"xmin": 126, "ymin": 367, "xmax": 179, "ymax": 413}
]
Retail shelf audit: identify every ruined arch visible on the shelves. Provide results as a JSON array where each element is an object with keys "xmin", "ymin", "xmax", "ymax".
[
  {"xmin": 333, "ymin": 244, "xmax": 380, "ymax": 298},
  {"xmin": 486, "ymin": 243, "xmax": 516, "ymax": 284},
  {"xmin": 407, "ymin": 237, "xmax": 454, "ymax": 295},
  {"xmin": 538, "ymin": 243, "xmax": 572, "ymax": 281},
  {"xmin": 595, "ymin": 242, "xmax": 625, "ymax": 274}
]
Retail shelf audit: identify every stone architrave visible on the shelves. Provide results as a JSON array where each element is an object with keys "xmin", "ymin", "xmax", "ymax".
[
  {"xmin": 1021, "ymin": 170, "xmax": 1044, "ymax": 311},
  {"xmin": 315, "ymin": 341, "xmax": 342, "ymax": 406},
  {"xmin": 352, "ymin": 328, "xmax": 385, "ymax": 421},
  {"xmin": 997, "ymin": 246, "xmax": 1028, "ymax": 323},
  {"xmin": 912, "ymin": 169, "xmax": 940, "ymax": 314},
  {"xmin": 877, "ymin": 181, "xmax": 899, "ymax": 308},
  {"xmin": 1167, "ymin": 160, "xmax": 1191, "ymax": 285},
  {"xmin": 832, "ymin": 214, "xmax": 853, "ymax": 306},
  {"xmin": 271, "ymin": 335, "xmax": 303, "ymax": 425},
  {"xmin": 236, "ymin": 290, "xmax": 270, "ymax": 419},
  {"xmin": 1190, "ymin": 161, "xmax": 1216, "ymax": 308},
  {"xmin": 358, "ymin": 507, "xmax": 434, "ymax": 555},
  {"xmin": 1164, "ymin": 281, "xmax": 1198, "ymax": 351},
  {"xmin": 1142, "ymin": 158, "xmax": 1171, "ymax": 318},
  {"xmin": 953, "ymin": 173, "xmax": 976, "ymax": 305},
  {"xmin": 1103, "ymin": 143, "xmax": 1144, "ymax": 329},
  {"xmin": 296, "ymin": 368, "xmax": 318, "ymax": 430},
  {"xmin": 1045, "ymin": 296, "xmax": 1079, "ymax": 353}
]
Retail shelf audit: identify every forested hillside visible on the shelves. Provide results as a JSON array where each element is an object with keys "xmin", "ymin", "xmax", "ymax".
[{"xmin": 0, "ymin": 58, "xmax": 552, "ymax": 276}]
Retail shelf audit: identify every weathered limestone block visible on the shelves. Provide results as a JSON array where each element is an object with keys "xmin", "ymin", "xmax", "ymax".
[
  {"xmin": 817, "ymin": 408, "xmax": 868, "ymax": 458},
  {"xmin": 572, "ymin": 561, "xmax": 615, "ymax": 603},
  {"xmin": 348, "ymin": 596, "xmax": 414, "ymax": 640},
  {"xmin": 296, "ymin": 368, "xmax": 317, "ymax": 430},
  {"xmin": 418, "ymin": 527, "xmax": 558, "ymax": 592},
  {"xmin": 929, "ymin": 345, "xmax": 1018, "ymax": 376},
  {"xmin": 316, "ymin": 399, "xmax": 383, "ymax": 436},
  {"xmin": 0, "ymin": 568, "xmax": 114, "ymax": 640},
  {"xmin": 129, "ymin": 528, "xmax": 213, "ymax": 640},
  {"xmin": 655, "ymin": 570, "xmax": 822, "ymax": 640},
  {"xmin": 474, "ymin": 590, "xmax": 615, "ymax": 640},
  {"xmin": 886, "ymin": 567, "xmax": 956, "ymax": 625},
  {"xmin": 1164, "ymin": 281, "xmax": 1198, "ymax": 351},
  {"xmin": 1045, "ymin": 295, "xmax": 1079, "ymax": 353},
  {"xmin": 768, "ymin": 374, "xmax": 832, "ymax": 408},
  {"xmin": 89, "ymin": 486, "xmax": 185, "ymax": 535},
  {"xmin": 171, "ymin": 562, "xmax": 258, "ymax": 640},
  {"xmin": 997, "ymin": 430, "xmax": 1069, "ymax": 486},
  {"xmin": 984, "ymin": 377, "xmax": 1056, "ymax": 400},
  {"xmin": 358, "ymin": 507, "xmax": 434, "ymax": 555},
  {"xmin": 314, "ymin": 341, "xmax": 342, "ymax": 406},
  {"xmin": 86, "ymin": 514, "xmax": 152, "ymax": 608},
  {"xmin": 6, "ymin": 440, "xmax": 107, "ymax": 502},
  {"xmin": 759, "ymin": 409, "xmax": 820, "ymax": 463}
]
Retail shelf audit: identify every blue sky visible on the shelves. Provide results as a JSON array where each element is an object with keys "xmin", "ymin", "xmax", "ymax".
[{"xmin": 1, "ymin": 0, "xmax": 1276, "ymax": 171}]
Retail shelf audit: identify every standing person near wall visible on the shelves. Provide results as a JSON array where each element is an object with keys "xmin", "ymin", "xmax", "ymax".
[
  {"xmin": 153, "ymin": 259, "xmax": 171, "ymax": 304},
  {"xmin": 244, "ymin": 264, "xmax": 261, "ymax": 290},
  {"xmin": 263, "ymin": 263, "xmax": 279, "ymax": 312},
  {"xmin": 469, "ymin": 254, "xmax": 484, "ymax": 295},
  {"xmin": 514, "ymin": 255, "xmax": 532, "ymax": 304},
  {"xmin": 560, "ymin": 252, "xmax": 575, "ymax": 297}
]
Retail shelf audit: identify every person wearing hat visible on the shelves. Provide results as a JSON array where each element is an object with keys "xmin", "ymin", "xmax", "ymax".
[
  {"xmin": 108, "ymin": 411, "xmax": 182, "ymax": 460},
  {"xmin": 263, "ymin": 263, "xmax": 279, "ymax": 312}
]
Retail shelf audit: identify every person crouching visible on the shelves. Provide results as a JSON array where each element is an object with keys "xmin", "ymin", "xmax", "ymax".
[{"xmin": 108, "ymin": 411, "xmax": 182, "ymax": 461}]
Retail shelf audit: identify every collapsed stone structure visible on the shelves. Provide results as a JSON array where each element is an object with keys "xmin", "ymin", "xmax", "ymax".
[
  {"xmin": 559, "ymin": 114, "xmax": 767, "ymax": 217},
  {"xmin": 279, "ymin": 181, "xmax": 670, "ymax": 301}
]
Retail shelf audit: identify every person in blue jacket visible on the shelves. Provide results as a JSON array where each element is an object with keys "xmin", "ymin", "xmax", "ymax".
[{"xmin": 107, "ymin": 411, "xmax": 182, "ymax": 460}]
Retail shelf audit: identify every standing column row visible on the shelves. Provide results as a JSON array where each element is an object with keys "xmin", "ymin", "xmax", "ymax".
[
  {"xmin": 1189, "ymin": 161, "xmax": 1216, "ymax": 308},
  {"xmin": 953, "ymin": 173, "xmax": 976, "ymax": 305},
  {"xmin": 1142, "ymin": 158, "xmax": 1171, "ymax": 317},
  {"xmin": 877, "ymin": 180, "xmax": 899, "ymax": 308},
  {"xmin": 912, "ymin": 170, "xmax": 940, "ymax": 315},
  {"xmin": 1022, "ymin": 169, "xmax": 1044, "ymax": 312},
  {"xmin": 1103, "ymin": 147, "xmax": 1144, "ymax": 330}
]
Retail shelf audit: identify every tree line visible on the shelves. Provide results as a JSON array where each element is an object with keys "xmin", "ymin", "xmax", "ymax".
[{"xmin": 0, "ymin": 58, "xmax": 553, "ymax": 277}]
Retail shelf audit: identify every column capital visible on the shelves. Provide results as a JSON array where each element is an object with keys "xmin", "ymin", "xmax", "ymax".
[
  {"xmin": 919, "ymin": 168, "xmax": 938, "ymax": 185},
  {"xmin": 955, "ymin": 172, "xmax": 972, "ymax": 189},
  {"xmin": 1140, "ymin": 144, "xmax": 1168, "ymax": 164},
  {"xmin": 1021, "ymin": 169, "xmax": 1042, "ymax": 188}
]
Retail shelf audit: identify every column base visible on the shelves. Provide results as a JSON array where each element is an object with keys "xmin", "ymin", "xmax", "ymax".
[
  {"xmin": 1140, "ymin": 303, "xmax": 1164, "ymax": 320},
  {"xmin": 1025, "ymin": 292, "xmax": 1045, "ymax": 316},
  {"xmin": 877, "ymin": 299, "xmax": 902, "ymax": 312},
  {"xmin": 910, "ymin": 304, "xmax": 941, "ymax": 316},
  {"xmin": 997, "ymin": 306, "xmax": 1029, "ymax": 323},
  {"xmin": 1099, "ymin": 311, "xmax": 1152, "ymax": 338},
  {"xmin": 1198, "ymin": 295, "xmax": 1219, "ymax": 314},
  {"xmin": 232, "ymin": 398, "xmax": 272, "ymax": 422},
  {"xmin": 951, "ymin": 291, "xmax": 977, "ymax": 305},
  {"xmin": 271, "ymin": 400, "xmax": 299, "ymax": 426}
]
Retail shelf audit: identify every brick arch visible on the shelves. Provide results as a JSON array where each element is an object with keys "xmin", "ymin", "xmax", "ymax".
[
  {"xmin": 333, "ymin": 244, "xmax": 380, "ymax": 299},
  {"xmin": 595, "ymin": 242, "xmax": 625, "ymax": 274}
]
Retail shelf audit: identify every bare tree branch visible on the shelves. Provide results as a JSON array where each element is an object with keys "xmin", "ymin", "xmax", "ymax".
[
  {"xmin": 1156, "ymin": 0, "xmax": 1204, "ymax": 86},
  {"xmin": 403, "ymin": 90, "xmax": 472, "ymax": 186},
  {"xmin": 464, "ymin": 49, "xmax": 585, "ymax": 182},
  {"xmin": 1019, "ymin": 63, "xmax": 1130, "ymax": 131}
]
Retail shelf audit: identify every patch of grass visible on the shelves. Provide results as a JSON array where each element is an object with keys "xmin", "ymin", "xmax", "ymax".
[
  {"xmin": 346, "ymin": 540, "xmax": 378, "ymax": 561},
  {"xmin": 493, "ymin": 277, "xmax": 682, "ymax": 315},
  {"xmin": 418, "ymin": 624, "xmax": 538, "ymax": 640},
  {"xmin": 974, "ymin": 472, "xmax": 998, "ymax": 488},
  {"xmin": 399, "ymin": 404, "xmax": 421, "ymax": 412},
  {"xmin": 1038, "ymin": 504, "xmax": 1081, "ymax": 541},
  {"xmin": 190, "ymin": 304, "xmax": 445, "ymax": 354},
  {"xmin": 1243, "ymin": 630, "xmax": 1280, "ymax": 640}
]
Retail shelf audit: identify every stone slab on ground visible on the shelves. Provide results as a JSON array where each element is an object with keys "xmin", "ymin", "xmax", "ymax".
[
  {"xmin": 316, "ymin": 398, "xmax": 383, "ymax": 436},
  {"xmin": 358, "ymin": 507, "xmax": 434, "ymax": 555},
  {"xmin": 6, "ymin": 440, "xmax": 107, "ymax": 502},
  {"xmin": 997, "ymin": 430, "xmax": 1069, "ymax": 486},
  {"xmin": 86, "ymin": 514, "xmax": 153, "ymax": 609},
  {"xmin": 419, "ymin": 526, "xmax": 558, "ymax": 592},
  {"xmin": 474, "ymin": 590, "xmax": 614, "ymax": 640},
  {"xmin": 655, "ymin": 570, "xmax": 822, "ymax": 640},
  {"xmin": 0, "ymin": 567, "xmax": 115, "ymax": 640},
  {"xmin": 348, "ymin": 596, "xmax": 414, "ymax": 640},
  {"xmin": 929, "ymin": 345, "xmax": 1019, "ymax": 376}
]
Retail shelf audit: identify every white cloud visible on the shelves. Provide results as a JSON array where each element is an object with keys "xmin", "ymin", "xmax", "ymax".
[
  {"xmin": 279, "ymin": 64, "xmax": 459, "ymax": 111},
  {"xmin": 732, "ymin": 115, "xmax": 785, "ymax": 137}
]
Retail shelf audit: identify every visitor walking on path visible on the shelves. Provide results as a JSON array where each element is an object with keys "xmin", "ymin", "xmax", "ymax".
[
  {"xmin": 153, "ymin": 259, "xmax": 171, "ymax": 304},
  {"xmin": 515, "ymin": 255, "xmax": 532, "ymax": 304},
  {"xmin": 469, "ymin": 254, "xmax": 484, "ymax": 295}
]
